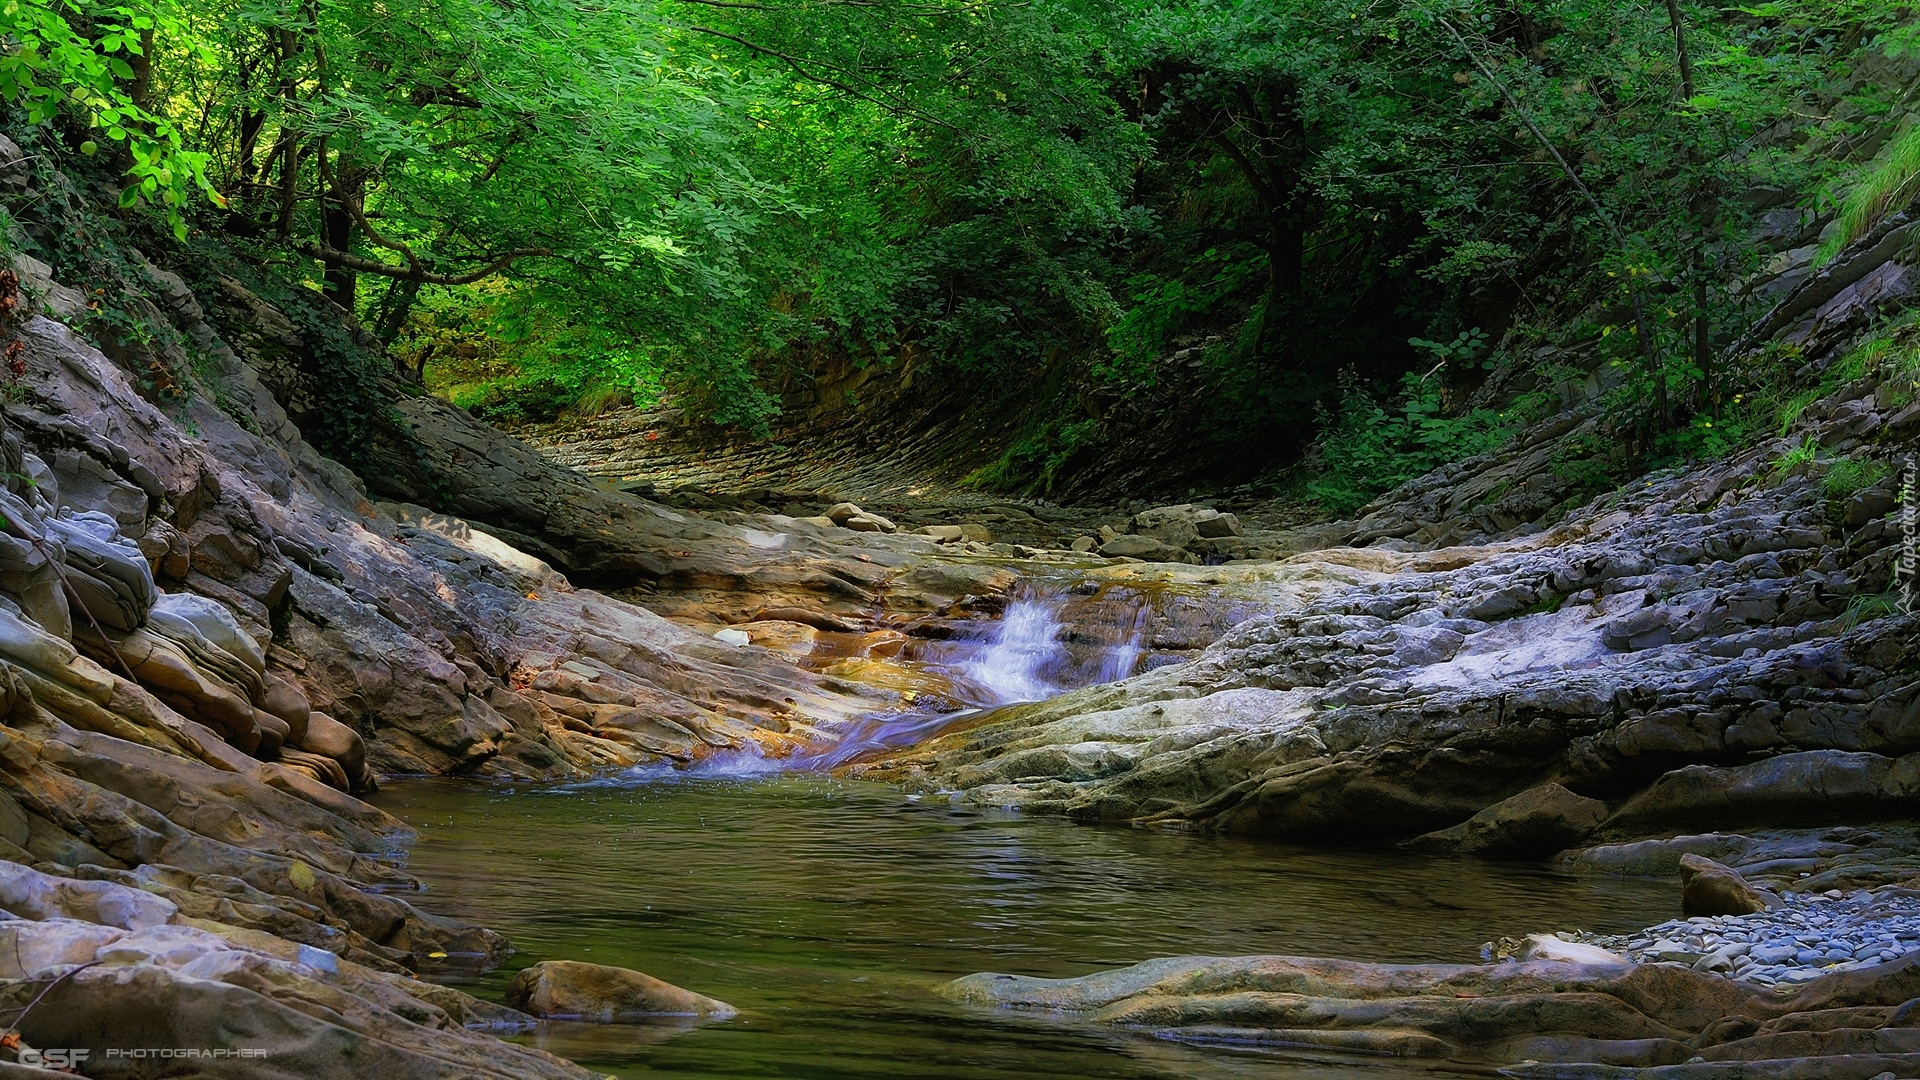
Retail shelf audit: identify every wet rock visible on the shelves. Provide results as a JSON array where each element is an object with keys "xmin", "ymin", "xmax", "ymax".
[
  {"xmin": 1604, "ymin": 752, "xmax": 1920, "ymax": 837},
  {"xmin": 940, "ymin": 953, "xmax": 1752, "ymax": 1060},
  {"xmin": 1405, "ymin": 783, "xmax": 1610, "ymax": 858},
  {"xmin": 1680, "ymin": 853, "xmax": 1772, "ymax": 916},
  {"xmin": 505, "ymin": 959, "xmax": 736, "ymax": 1021},
  {"xmin": 1518, "ymin": 933, "xmax": 1631, "ymax": 965},
  {"xmin": 0, "ymin": 922, "xmax": 588, "ymax": 1080}
]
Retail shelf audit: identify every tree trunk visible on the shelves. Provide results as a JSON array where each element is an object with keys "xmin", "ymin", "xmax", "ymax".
[{"xmin": 321, "ymin": 195, "xmax": 356, "ymax": 311}]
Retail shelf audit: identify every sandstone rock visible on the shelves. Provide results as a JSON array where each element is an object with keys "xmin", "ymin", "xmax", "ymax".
[
  {"xmin": 1098, "ymin": 534, "xmax": 1188, "ymax": 562},
  {"xmin": 1405, "ymin": 783, "xmax": 1611, "ymax": 858},
  {"xmin": 1131, "ymin": 506, "xmax": 1199, "ymax": 549},
  {"xmin": 44, "ymin": 509, "xmax": 157, "ymax": 632},
  {"xmin": 824, "ymin": 501, "xmax": 895, "ymax": 532},
  {"xmin": 3, "ymin": 934, "xmax": 590, "ymax": 1080},
  {"xmin": 1605, "ymin": 752, "xmax": 1920, "ymax": 836},
  {"xmin": 919, "ymin": 525, "xmax": 965, "ymax": 543},
  {"xmin": 298, "ymin": 711, "xmax": 371, "ymax": 791},
  {"xmin": 1070, "ymin": 536, "xmax": 1097, "ymax": 552},
  {"xmin": 1679, "ymin": 853, "xmax": 1771, "ymax": 917},
  {"xmin": 940, "ymin": 952, "xmax": 1754, "ymax": 1059},
  {"xmin": 259, "ymin": 672, "xmax": 313, "ymax": 744},
  {"xmin": 0, "ymin": 860, "xmax": 175, "ymax": 929},
  {"xmin": 1192, "ymin": 508, "xmax": 1243, "ymax": 538},
  {"xmin": 504, "ymin": 960, "xmax": 736, "ymax": 1021}
]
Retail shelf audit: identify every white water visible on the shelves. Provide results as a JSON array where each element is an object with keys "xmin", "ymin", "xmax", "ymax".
[
  {"xmin": 960, "ymin": 593, "xmax": 1075, "ymax": 703},
  {"xmin": 620, "ymin": 581, "xmax": 1152, "ymax": 778},
  {"xmin": 787, "ymin": 583, "xmax": 1153, "ymax": 768}
]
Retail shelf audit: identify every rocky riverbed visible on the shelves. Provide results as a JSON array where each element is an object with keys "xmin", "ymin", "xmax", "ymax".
[{"xmin": 1571, "ymin": 888, "xmax": 1920, "ymax": 988}]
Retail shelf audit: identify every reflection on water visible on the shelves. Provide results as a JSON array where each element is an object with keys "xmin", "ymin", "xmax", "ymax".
[{"xmin": 377, "ymin": 776, "xmax": 1676, "ymax": 1080}]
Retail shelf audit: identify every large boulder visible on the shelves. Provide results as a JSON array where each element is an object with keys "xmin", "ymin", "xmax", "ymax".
[
  {"xmin": 1405, "ymin": 783, "xmax": 1611, "ymax": 858},
  {"xmin": 1131, "ymin": 505, "xmax": 1200, "ymax": 549},
  {"xmin": 505, "ymin": 960, "xmax": 736, "ymax": 1021},
  {"xmin": 1192, "ymin": 508, "xmax": 1243, "ymax": 538},
  {"xmin": 1679, "ymin": 853, "xmax": 1772, "ymax": 917}
]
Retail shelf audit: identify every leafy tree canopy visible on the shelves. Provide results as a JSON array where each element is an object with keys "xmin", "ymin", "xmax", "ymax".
[{"xmin": 0, "ymin": 0, "xmax": 1907, "ymax": 479}]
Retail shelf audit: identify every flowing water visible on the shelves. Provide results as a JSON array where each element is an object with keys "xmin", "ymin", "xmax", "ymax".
[{"xmin": 373, "ymin": 585, "xmax": 1677, "ymax": 1078}]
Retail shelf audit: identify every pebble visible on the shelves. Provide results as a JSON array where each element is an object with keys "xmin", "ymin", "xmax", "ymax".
[{"xmin": 1568, "ymin": 890, "xmax": 1920, "ymax": 991}]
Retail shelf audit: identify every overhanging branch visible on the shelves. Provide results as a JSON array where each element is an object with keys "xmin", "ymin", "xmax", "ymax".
[{"xmin": 293, "ymin": 240, "xmax": 550, "ymax": 285}]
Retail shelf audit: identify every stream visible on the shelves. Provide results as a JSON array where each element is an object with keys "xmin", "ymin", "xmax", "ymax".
[{"xmin": 374, "ymin": 583, "xmax": 1678, "ymax": 1079}]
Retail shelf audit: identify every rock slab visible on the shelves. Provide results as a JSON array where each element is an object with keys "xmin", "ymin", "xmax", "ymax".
[{"xmin": 505, "ymin": 959, "xmax": 737, "ymax": 1021}]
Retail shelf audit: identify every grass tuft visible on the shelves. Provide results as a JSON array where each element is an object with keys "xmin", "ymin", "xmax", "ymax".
[{"xmin": 1818, "ymin": 125, "xmax": 1920, "ymax": 265}]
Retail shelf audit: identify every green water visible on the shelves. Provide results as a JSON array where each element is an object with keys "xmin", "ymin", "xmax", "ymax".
[{"xmin": 375, "ymin": 776, "xmax": 1674, "ymax": 1080}]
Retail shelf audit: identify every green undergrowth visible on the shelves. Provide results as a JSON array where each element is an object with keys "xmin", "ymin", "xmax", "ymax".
[
  {"xmin": 959, "ymin": 416, "xmax": 1101, "ymax": 496},
  {"xmin": 1818, "ymin": 123, "xmax": 1920, "ymax": 264},
  {"xmin": 1304, "ymin": 367, "xmax": 1524, "ymax": 515},
  {"xmin": 1773, "ymin": 312, "xmax": 1920, "ymax": 437}
]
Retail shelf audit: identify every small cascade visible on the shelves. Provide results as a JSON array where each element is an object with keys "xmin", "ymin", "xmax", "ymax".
[
  {"xmin": 1085, "ymin": 595, "xmax": 1150, "ymax": 686},
  {"xmin": 959, "ymin": 591, "xmax": 1074, "ymax": 704},
  {"xmin": 620, "ymin": 578, "xmax": 1155, "ymax": 780},
  {"xmin": 792, "ymin": 580, "xmax": 1153, "ymax": 770}
]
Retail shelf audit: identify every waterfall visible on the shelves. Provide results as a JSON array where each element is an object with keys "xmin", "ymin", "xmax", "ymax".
[
  {"xmin": 960, "ymin": 592, "xmax": 1074, "ymax": 704},
  {"xmin": 634, "ymin": 579, "xmax": 1154, "ymax": 777}
]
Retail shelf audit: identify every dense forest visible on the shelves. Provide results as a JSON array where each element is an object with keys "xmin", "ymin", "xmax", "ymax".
[{"xmin": 0, "ymin": 0, "xmax": 1913, "ymax": 505}]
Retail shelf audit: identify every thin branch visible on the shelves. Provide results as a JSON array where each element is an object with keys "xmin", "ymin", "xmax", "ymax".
[{"xmin": 292, "ymin": 240, "xmax": 550, "ymax": 285}]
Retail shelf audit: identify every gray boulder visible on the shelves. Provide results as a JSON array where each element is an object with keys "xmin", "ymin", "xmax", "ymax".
[{"xmin": 1404, "ymin": 783, "xmax": 1610, "ymax": 858}]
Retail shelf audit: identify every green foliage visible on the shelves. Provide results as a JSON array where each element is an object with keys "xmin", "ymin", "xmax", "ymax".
[
  {"xmin": 1772, "ymin": 436, "xmax": 1820, "ymax": 479},
  {"xmin": 0, "ymin": 0, "xmax": 1898, "ymax": 482},
  {"xmin": 1824, "ymin": 455, "xmax": 1890, "ymax": 500},
  {"xmin": 1409, "ymin": 328, "xmax": 1491, "ymax": 370},
  {"xmin": 1818, "ymin": 124, "xmax": 1920, "ymax": 264},
  {"xmin": 0, "ymin": 0, "xmax": 221, "ymax": 235},
  {"xmin": 1842, "ymin": 590, "xmax": 1903, "ymax": 630},
  {"xmin": 1306, "ymin": 369, "xmax": 1514, "ymax": 514},
  {"xmin": 961, "ymin": 417, "xmax": 1101, "ymax": 496}
]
